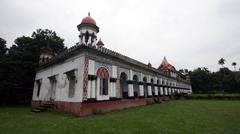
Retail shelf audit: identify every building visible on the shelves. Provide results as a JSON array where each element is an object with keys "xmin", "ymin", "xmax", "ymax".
[{"xmin": 31, "ymin": 13, "xmax": 192, "ymax": 116}]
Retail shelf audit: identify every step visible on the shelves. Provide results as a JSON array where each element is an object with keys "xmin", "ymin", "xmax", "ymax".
[
  {"xmin": 40, "ymin": 104, "xmax": 54, "ymax": 108},
  {"xmin": 37, "ymin": 106, "xmax": 48, "ymax": 111},
  {"xmin": 31, "ymin": 108, "xmax": 44, "ymax": 112}
]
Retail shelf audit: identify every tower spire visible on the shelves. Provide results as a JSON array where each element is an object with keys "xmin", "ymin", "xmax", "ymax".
[{"xmin": 88, "ymin": 12, "xmax": 90, "ymax": 16}]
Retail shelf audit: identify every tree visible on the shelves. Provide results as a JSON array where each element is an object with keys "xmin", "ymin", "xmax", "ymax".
[
  {"xmin": 0, "ymin": 37, "xmax": 7, "ymax": 57},
  {"xmin": 0, "ymin": 29, "xmax": 67, "ymax": 105},
  {"xmin": 232, "ymin": 62, "xmax": 237, "ymax": 71},
  {"xmin": 189, "ymin": 67, "xmax": 211, "ymax": 93},
  {"xmin": 218, "ymin": 58, "xmax": 226, "ymax": 68},
  {"xmin": 189, "ymin": 66, "xmax": 240, "ymax": 93},
  {"xmin": 179, "ymin": 69, "xmax": 184, "ymax": 74},
  {"xmin": 31, "ymin": 29, "xmax": 66, "ymax": 54},
  {"xmin": 7, "ymin": 29, "xmax": 66, "ymax": 63}
]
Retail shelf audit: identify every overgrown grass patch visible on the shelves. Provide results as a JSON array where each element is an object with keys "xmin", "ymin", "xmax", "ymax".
[{"xmin": 1, "ymin": 100, "xmax": 240, "ymax": 134}]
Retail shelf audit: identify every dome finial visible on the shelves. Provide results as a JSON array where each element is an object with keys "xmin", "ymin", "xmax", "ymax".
[{"xmin": 88, "ymin": 12, "xmax": 90, "ymax": 16}]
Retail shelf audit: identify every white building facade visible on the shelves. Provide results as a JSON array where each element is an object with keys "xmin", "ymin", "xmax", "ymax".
[{"xmin": 31, "ymin": 14, "xmax": 192, "ymax": 116}]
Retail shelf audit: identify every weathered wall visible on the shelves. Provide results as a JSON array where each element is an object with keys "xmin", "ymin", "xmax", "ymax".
[{"xmin": 32, "ymin": 54, "xmax": 85, "ymax": 102}]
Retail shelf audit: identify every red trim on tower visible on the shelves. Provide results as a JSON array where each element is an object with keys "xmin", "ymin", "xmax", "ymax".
[{"xmin": 82, "ymin": 56, "xmax": 89, "ymax": 101}]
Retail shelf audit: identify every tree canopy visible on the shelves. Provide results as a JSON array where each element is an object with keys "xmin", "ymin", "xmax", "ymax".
[
  {"xmin": 232, "ymin": 62, "xmax": 237, "ymax": 71},
  {"xmin": 189, "ymin": 67, "xmax": 240, "ymax": 93},
  {"xmin": 0, "ymin": 29, "xmax": 67, "ymax": 105},
  {"xmin": 218, "ymin": 58, "xmax": 225, "ymax": 68},
  {"xmin": 0, "ymin": 37, "xmax": 7, "ymax": 57}
]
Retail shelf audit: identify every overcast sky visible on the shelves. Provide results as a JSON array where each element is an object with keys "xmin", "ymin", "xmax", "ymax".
[{"xmin": 1, "ymin": 0, "xmax": 240, "ymax": 72}]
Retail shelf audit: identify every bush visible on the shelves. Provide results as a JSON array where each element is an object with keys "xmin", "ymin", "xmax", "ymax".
[{"xmin": 185, "ymin": 93, "xmax": 240, "ymax": 100}]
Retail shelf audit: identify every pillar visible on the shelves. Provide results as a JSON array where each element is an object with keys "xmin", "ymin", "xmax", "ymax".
[
  {"xmin": 165, "ymin": 87, "xmax": 168, "ymax": 95},
  {"xmin": 160, "ymin": 87, "xmax": 163, "ymax": 95},
  {"xmin": 110, "ymin": 78, "xmax": 117, "ymax": 98},
  {"xmin": 128, "ymin": 84, "xmax": 134, "ymax": 97},
  {"xmin": 90, "ymin": 80, "xmax": 96, "ymax": 98},
  {"xmin": 147, "ymin": 85, "xmax": 152, "ymax": 96},
  {"xmin": 139, "ymin": 84, "xmax": 144, "ymax": 96},
  {"xmin": 154, "ymin": 86, "xmax": 158, "ymax": 96}
]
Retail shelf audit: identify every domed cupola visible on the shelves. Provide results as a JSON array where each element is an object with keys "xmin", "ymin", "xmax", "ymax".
[{"xmin": 77, "ymin": 12, "xmax": 99, "ymax": 46}]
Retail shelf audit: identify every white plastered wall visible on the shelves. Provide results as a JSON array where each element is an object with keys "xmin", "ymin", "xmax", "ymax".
[{"xmin": 32, "ymin": 55, "xmax": 85, "ymax": 102}]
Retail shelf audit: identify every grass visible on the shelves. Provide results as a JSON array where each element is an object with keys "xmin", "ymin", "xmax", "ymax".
[{"xmin": 1, "ymin": 100, "xmax": 240, "ymax": 134}]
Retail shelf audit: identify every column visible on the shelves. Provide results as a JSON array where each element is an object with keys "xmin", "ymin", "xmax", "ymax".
[
  {"xmin": 160, "ymin": 87, "xmax": 163, "ymax": 96},
  {"xmin": 147, "ymin": 85, "xmax": 152, "ymax": 96},
  {"xmin": 88, "ymin": 75, "xmax": 97, "ymax": 99},
  {"xmin": 87, "ymin": 80, "xmax": 91, "ymax": 98},
  {"xmin": 90, "ymin": 80, "xmax": 96, "ymax": 98},
  {"xmin": 154, "ymin": 86, "xmax": 158, "ymax": 96},
  {"xmin": 139, "ymin": 83, "xmax": 144, "ymax": 97},
  {"xmin": 168, "ymin": 88, "xmax": 171, "ymax": 95},
  {"xmin": 128, "ymin": 84, "xmax": 134, "ymax": 97},
  {"xmin": 110, "ymin": 78, "xmax": 117, "ymax": 98},
  {"xmin": 165, "ymin": 87, "xmax": 168, "ymax": 95}
]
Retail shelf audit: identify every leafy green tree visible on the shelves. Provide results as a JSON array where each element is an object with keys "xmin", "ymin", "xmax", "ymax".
[
  {"xmin": 232, "ymin": 62, "xmax": 237, "ymax": 71},
  {"xmin": 31, "ymin": 29, "xmax": 66, "ymax": 54},
  {"xmin": 218, "ymin": 58, "xmax": 226, "ymax": 68},
  {"xmin": 179, "ymin": 69, "xmax": 184, "ymax": 74},
  {"xmin": 189, "ymin": 67, "xmax": 211, "ymax": 93},
  {"xmin": 0, "ymin": 29, "xmax": 67, "ymax": 105},
  {"xmin": 0, "ymin": 37, "xmax": 7, "ymax": 57},
  {"xmin": 190, "ymin": 66, "xmax": 240, "ymax": 93},
  {"xmin": 8, "ymin": 29, "xmax": 66, "ymax": 63}
]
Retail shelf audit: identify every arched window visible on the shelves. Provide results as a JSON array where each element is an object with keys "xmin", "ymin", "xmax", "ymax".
[
  {"xmin": 97, "ymin": 67, "xmax": 109, "ymax": 95},
  {"xmin": 133, "ymin": 75, "xmax": 139, "ymax": 97},
  {"xmin": 151, "ymin": 78, "xmax": 154, "ymax": 96},
  {"xmin": 120, "ymin": 72, "xmax": 128, "ymax": 98},
  {"xmin": 66, "ymin": 70, "xmax": 76, "ymax": 98},
  {"xmin": 143, "ymin": 77, "xmax": 147, "ymax": 96},
  {"xmin": 157, "ymin": 79, "xmax": 160, "ymax": 95}
]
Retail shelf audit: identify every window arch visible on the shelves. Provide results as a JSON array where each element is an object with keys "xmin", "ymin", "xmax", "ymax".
[
  {"xmin": 151, "ymin": 78, "xmax": 154, "ymax": 96},
  {"xmin": 133, "ymin": 75, "xmax": 139, "ymax": 97},
  {"xmin": 120, "ymin": 72, "xmax": 128, "ymax": 98},
  {"xmin": 143, "ymin": 77, "xmax": 147, "ymax": 96},
  {"xmin": 97, "ymin": 67, "xmax": 109, "ymax": 95}
]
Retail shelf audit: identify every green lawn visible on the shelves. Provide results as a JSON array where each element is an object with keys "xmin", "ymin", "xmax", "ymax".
[{"xmin": 1, "ymin": 100, "xmax": 240, "ymax": 134}]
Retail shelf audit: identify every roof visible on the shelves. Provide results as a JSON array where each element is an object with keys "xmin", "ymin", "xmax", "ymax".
[
  {"xmin": 38, "ymin": 44, "xmax": 190, "ymax": 84},
  {"xmin": 77, "ymin": 13, "xmax": 99, "ymax": 32},
  {"xmin": 81, "ymin": 16, "xmax": 97, "ymax": 26},
  {"xmin": 158, "ymin": 57, "xmax": 176, "ymax": 72}
]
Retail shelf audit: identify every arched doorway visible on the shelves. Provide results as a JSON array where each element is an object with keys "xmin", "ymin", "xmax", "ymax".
[
  {"xmin": 120, "ymin": 72, "xmax": 128, "ymax": 99},
  {"xmin": 133, "ymin": 75, "xmax": 139, "ymax": 97},
  {"xmin": 143, "ymin": 77, "xmax": 147, "ymax": 97}
]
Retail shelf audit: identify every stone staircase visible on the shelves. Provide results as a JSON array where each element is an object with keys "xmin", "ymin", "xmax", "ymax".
[{"xmin": 31, "ymin": 101, "xmax": 54, "ymax": 112}]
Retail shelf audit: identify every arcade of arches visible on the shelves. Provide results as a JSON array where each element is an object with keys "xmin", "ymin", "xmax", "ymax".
[{"xmin": 118, "ymin": 72, "xmax": 189, "ymax": 99}]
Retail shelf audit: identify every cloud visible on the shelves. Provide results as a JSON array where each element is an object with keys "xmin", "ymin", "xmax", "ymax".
[{"xmin": 0, "ymin": 0, "xmax": 240, "ymax": 71}]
